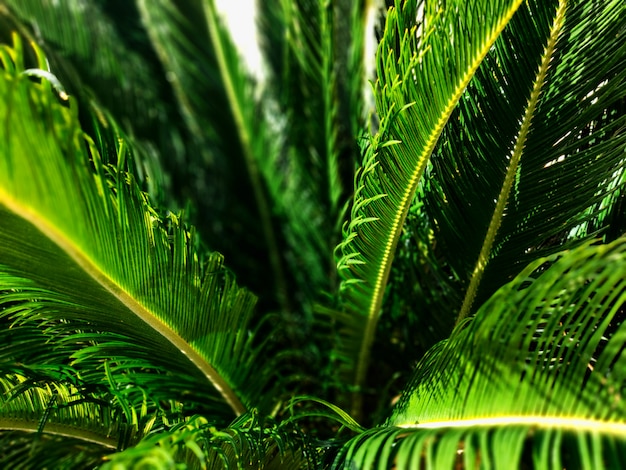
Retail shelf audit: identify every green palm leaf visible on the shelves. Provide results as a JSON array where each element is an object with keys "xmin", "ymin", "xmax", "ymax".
[
  {"xmin": 0, "ymin": 0, "xmax": 171, "ymax": 197},
  {"xmin": 335, "ymin": 237, "xmax": 626, "ymax": 468},
  {"xmin": 377, "ymin": 0, "xmax": 626, "ymax": 408},
  {"xmin": 422, "ymin": 0, "xmax": 626, "ymax": 323},
  {"xmin": 258, "ymin": 0, "xmax": 370, "ymax": 217},
  {"xmin": 1, "ymin": 0, "xmax": 157, "ymax": 115},
  {"xmin": 257, "ymin": 0, "xmax": 344, "ymax": 298},
  {"xmin": 0, "ymin": 36, "xmax": 277, "ymax": 425},
  {"xmin": 334, "ymin": 0, "xmax": 524, "ymax": 418},
  {"xmin": 0, "ymin": 374, "xmax": 147, "ymax": 468},
  {"xmin": 137, "ymin": 0, "xmax": 289, "ymax": 310},
  {"xmin": 255, "ymin": 0, "xmax": 380, "ymax": 339},
  {"xmin": 101, "ymin": 412, "xmax": 317, "ymax": 469}
]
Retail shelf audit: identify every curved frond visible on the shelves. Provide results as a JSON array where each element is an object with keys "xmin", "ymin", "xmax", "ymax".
[
  {"xmin": 335, "ymin": 237, "xmax": 626, "ymax": 468},
  {"xmin": 416, "ymin": 0, "xmax": 626, "ymax": 324},
  {"xmin": 333, "ymin": 0, "xmax": 524, "ymax": 418},
  {"xmin": 0, "ymin": 373, "xmax": 153, "ymax": 468},
  {"xmin": 0, "ymin": 37, "xmax": 277, "ymax": 423},
  {"xmin": 1, "ymin": 376, "xmax": 118, "ymax": 449}
]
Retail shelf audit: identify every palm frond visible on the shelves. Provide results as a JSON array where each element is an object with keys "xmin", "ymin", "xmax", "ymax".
[
  {"xmin": 340, "ymin": 0, "xmax": 380, "ymax": 131},
  {"xmin": 0, "ymin": 36, "xmax": 278, "ymax": 423},
  {"xmin": 101, "ymin": 412, "xmax": 317, "ymax": 469},
  {"xmin": 0, "ymin": 373, "xmax": 152, "ymax": 468},
  {"xmin": 416, "ymin": 0, "xmax": 626, "ymax": 323},
  {"xmin": 333, "ymin": 0, "xmax": 524, "ymax": 419},
  {"xmin": 369, "ymin": 0, "xmax": 626, "ymax": 416},
  {"xmin": 287, "ymin": 0, "xmax": 372, "ymax": 210},
  {"xmin": 256, "ymin": 0, "xmax": 373, "ymax": 308},
  {"xmin": 335, "ymin": 237, "xmax": 626, "ymax": 469},
  {"xmin": 0, "ymin": 376, "xmax": 119, "ymax": 448},
  {"xmin": 0, "ymin": 0, "xmax": 171, "ymax": 198},
  {"xmin": 137, "ymin": 0, "xmax": 289, "ymax": 311}
]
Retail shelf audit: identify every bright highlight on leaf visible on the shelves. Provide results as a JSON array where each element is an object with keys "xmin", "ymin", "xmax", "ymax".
[
  {"xmin": 338, "ymin": 238, "xmax": 626, "ymax": 468},
  {"xmin": 334, "ymin": 0, "xmax": 524, "ymax": 419}
]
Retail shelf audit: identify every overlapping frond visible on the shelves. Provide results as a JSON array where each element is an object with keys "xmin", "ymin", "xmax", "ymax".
[
  {"xmin": 259, "ymin": 0, "xmax": 343, "ymax": 209},
  {"xmin": 366, "ymin": 0, "xmax": 626, "ymax": 420},
  {"xmin": 0, "ymin": 374, "xmax": 148, "ymax": 468},
  {"xmin": 257, "ymin": 0, "xmax": 374, "ymax": 312},
  {"xmin": 0, "ymin": 36, "xmax": 278, "ymax": 429},
  {"xmin": 0, "ymin": 0, "xmax": 624, "ymax": 467},
  {"xmin": 411, "ymin": 0, "xmax": 626, "ymax": 324},
  {"xmin": 0, "ymin": 375, "xmax": 120, "ymax": 448},
  {"xmin": 333, "ymin": 0, "xmax": 524, "ymax": 418},
  {"xmin": 137, "ymin": 0, "xmax": 289, "ymax": 310},
  {"xmin": 334, "ymin": 237, "xmax": 626, "ymax": 468}
]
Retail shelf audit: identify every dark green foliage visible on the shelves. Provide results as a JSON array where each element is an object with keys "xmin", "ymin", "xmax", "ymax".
[{"xmin": 1, "ymin": 0, "xmax": 625, "ymax": 468}]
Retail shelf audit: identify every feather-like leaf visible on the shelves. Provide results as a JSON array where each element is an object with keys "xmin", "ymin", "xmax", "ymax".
[
  {"xmin": 256, "ymin": 0, "xmax": 378, "ymax": 318},
  {"xmin": 369, "ymin": 0, "xmax": 626, "ymax": 418},
  {"xmin": 334, "ymin": 0, "xmax": 524, "ymax": 418},
  {"xmin": 335, "ymin": 237, "xmax": 626, "ymax": 469},
  {"xmin": 422, "ymin": 0, "xmax": 626, "ymax": 323},
  {"xmin": 0, "ymin": 37, "xmax": 277, "ymax": 425},
  {"xmin": 101, "ymin": 412, "xmax": 317, "ymax": 469},
  {"xmin": 0, "ymin": 374, "xmax": 151, "ymax": 468}
]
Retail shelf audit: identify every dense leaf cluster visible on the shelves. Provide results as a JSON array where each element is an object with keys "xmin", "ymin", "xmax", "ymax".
[{"xmin": 0, "ymin": 0, "xmax": 625, "ymax": 468}]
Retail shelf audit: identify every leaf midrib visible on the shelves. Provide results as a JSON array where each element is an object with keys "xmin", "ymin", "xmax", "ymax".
[
  {"xmin": 0, "ymin": 418, "xmax": 117, "ymax": 449},
  {"xmin": 0, "ymin": 190, "xmax": 246, "ymax": 416},
  {"xmin": 397, "ymin": 416, "xmax": 626, "ymax": 436},
  {"xmin": 456, "ymin": 0, "xmax": 568, "ymax": 323},
  {"xmin": 202, "ymin": 1, "xmax": 290, "ymax": 312}
]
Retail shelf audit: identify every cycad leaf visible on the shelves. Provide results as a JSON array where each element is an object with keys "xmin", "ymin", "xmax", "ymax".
[
  {"xmin": 255, "ymin": 0, "xmax": 377, "ymax": 329},
  {"xmin": 0, "ymin": 37, "xmax": 275, "ymax": 422},
  {"xmin": 1, "ymin": 0, "xmax": 158, "ymax": 122},
  {"xmin": 335, "ymin": 237, "xmax": 626, "ymax": 469},
  {"xmin": 259, "ymin": 0, "xmax": 341, "ymax": 273},
  {"xmin": 370, "ymin": 0, "xmax": 626, "ymax": 413},
  {"xmin": 101, "ymin": 412, "xmax": 317, "ymax": 470},
  {"xmin": 255, "ymin": 0, "xmax": 342, "ymax": 315},
  {"xmin": 422, "ymin": 0, "xmax": 626, "ymax": 323},
  {"xmin": 258, "ymin": 0, "xmax": 367, "ymax": 215},
  {"xmin": 334, "ymin": 0, "xmax": 523, "ymax": 417},
  {"xmin": 0, "ymin": 376, "xmax": 118, "ymax": 447},
  {"xmin": 137, "ymin": 0, "xmax": 289, "ymax": 309},
  {"xmin": 0, "ymin": 0, "xmax": 171, "ymax": 196},
  {"xmin": 0, "ymin": 374, "xmax": 150, "ymax": 468}
]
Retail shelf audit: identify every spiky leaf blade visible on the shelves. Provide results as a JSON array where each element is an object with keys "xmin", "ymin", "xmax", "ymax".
[
  {"xmin": 0, "ymin": 38, "xmax": 276, "ymax": 426},
  {"xmin": 335, "ymin": 237, "xmax": 626, "ymax": 468},
  {"xmin": 334, "ymin": 0, "xmax": 524, "ymax": 418}
]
